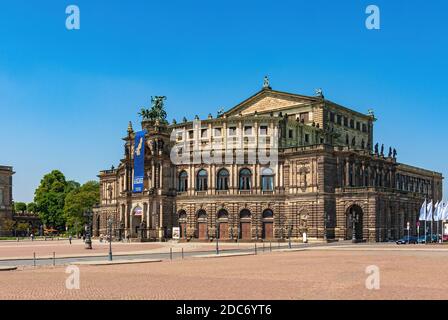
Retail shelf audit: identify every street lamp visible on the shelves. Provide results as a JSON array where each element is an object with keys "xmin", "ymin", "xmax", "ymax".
[
  {"xmin": 288, "ymin": 221, "xmax": 292, "ymax": 249},
  {"xmin": 216, "ymin": 220, "xmax": 220, "ymax": 255},
  {"xmin": 350, "ymin": 210, "xmax": 359, "ymax": 243},
  {"xmin": 108, "ymin": 216, "xmax": 113, "ymax": 261},
  {"xmin": 84, "ymin": 210, "xmax": 93, "ymax": 250},
  {"xmin": 324, "ymin": 212, "xmax": 331, "ymax": 242}
]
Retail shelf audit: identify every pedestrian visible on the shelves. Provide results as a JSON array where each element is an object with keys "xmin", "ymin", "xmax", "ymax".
[
  {"xmin": 30, "ymin": 233, "xmax": 34, "ymax": 241},
  {"xmin": 69, "ymin": 235, "xmax": 72, "ymax": 245}
]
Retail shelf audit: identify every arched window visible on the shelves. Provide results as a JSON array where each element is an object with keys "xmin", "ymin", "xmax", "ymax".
[
  {"xmin": 217, "ymin": 209, "xmax": 229, "ymax": 220},
  {"xmin": 261, "ymin": 168, "xmax": 275, "ymax": 191},
  {"xmin": 239, "ymin": 168, "xmax": 252, "ymax": 190},
  {"xmin": 196, "ymin": 169, "xmax": 208, "ymax": 191},
  {"xmin": 178, "ymin": 171, "xmax": 188, "ymax": 192},
  {"xmin": 262, "ymin": 209, "xmax": 274, "ymax": 219},
  {"xmin": 197, "ymin": 210, "xmax": 207, "ymax": 220},
  {"xmin": 216, "ymin": 169, "xmax": 230, "ymax": 191},
  {"xmin": 240, "ymin": 209, "xmax": 251, "ymax": 219},
  {"xmin": 179, "ymin": 210, "xmax": 187, "ymax": 221}
]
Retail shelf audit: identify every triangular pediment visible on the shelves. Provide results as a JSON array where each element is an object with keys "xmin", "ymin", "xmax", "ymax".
[{"xmin": 224, "ymin": 89, "xmax": 319, "ymax": 117}]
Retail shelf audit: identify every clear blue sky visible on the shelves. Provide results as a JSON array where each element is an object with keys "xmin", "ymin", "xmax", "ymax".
[{"xmin": 0, "ymin": 0, "xmax": 446, "ymax": 203}]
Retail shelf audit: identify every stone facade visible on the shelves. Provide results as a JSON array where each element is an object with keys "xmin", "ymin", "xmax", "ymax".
[
  {"xmin": 0, "ymin": 166, "xmax": 14, "ymax": 236},
  {"xmin": 94, "ymin": 86, "xmax": 443, "ymax": 242}
]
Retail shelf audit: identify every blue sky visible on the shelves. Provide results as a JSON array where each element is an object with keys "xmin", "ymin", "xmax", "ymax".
[{"xmin": 0, "ymin": 0, "xmax": 446, "ymax": 202}]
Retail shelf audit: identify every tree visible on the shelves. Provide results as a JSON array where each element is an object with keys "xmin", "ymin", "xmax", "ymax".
[
  {"xmin": 16, "ymin": 222, "xmax": 30, "ymax": 233},
  {"xmin": 14, "ymin": 202, "xmax": 27, "ymax": 213},
  {"xmin": 0, "ymin": 218, "xmax": 15, "ymax": 234},
  {"xmin": 27, "ymin": 202, "xmax": 37, "ymax": 214},
  {"xmin": 64, "ymin": 181, "xmax": 100, "ymax": 235},
  {"xmin": 34, "ymin": 170, "xmax": 77, "ymax": 230}
]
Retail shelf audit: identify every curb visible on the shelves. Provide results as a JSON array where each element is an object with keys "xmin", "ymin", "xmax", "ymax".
[
  {"xmin": 0, "ymin": 266, "xmax": 17, "ymax": 271},
  {"xmin": 191, "ymin": 253, "xmax": 255, "ymax": 259},
  {"xmin": 72, "ymin": 259, "xmax": 162, "ymax": 266}
]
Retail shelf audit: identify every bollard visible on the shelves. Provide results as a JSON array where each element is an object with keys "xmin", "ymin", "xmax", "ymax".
[
  {"xmin": 53, "ymin": 252, "xmax": 56, "ymax": 266},
  {"xmin": 270, "ymin": 241, "xmax": 272, "ymax": 252},
  {"xmin": 255, "ymin": 243, "xmax": 257, "ymax": 255},
  {"xmin": 181, "ymin": 248, "xmax": 184, "ymax": 260},
  {"xmin": 33, "ymin": 253, "xmax": 36, "ymax": 267},
  {"xmin": 170, "ymin": 248, "xmax": 173, "ymax": 261},
  {"xmin": 263, "ymin": 242, "xmax": 265, "ymax": 252}
]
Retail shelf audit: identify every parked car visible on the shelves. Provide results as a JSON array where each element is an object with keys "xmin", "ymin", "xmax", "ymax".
[
  {"xmin": 443, "ymin": 235, "xmax": 448, "ymax": 242},
  {"xmin": 396, "ymin": 236, "xmax": 418, "ymax": 244},
  {"xmin": 417, "ymin": 234, "xmax": 439, "ymax": 243}
]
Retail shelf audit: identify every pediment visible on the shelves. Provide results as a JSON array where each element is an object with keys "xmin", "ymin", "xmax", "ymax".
[{"xmin": 224, "ymin": 89, "xmax": 318, "ymax": 117}]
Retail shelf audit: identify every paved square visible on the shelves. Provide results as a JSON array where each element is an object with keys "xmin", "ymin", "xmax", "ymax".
[{"xmin": 1, "ymin": 245, "xmax": 448, "ymax": 300}]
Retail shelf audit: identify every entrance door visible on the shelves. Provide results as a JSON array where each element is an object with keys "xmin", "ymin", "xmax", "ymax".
[
  {"xmin": 263, "ymin": 222, "xmax": 273, "ymax": 240},
  {"xmin": 180, "ymin": 223, "xmax": 186, "ymax": 238},
  {"xmin": 219, "ymin": 223, "xmax": 229, "ymax": 239},
  {"xmin": 198, "ymin": 223, "xmax": 207, "ymax": 239},
  {"xmin": 240, "ymin": 222, "xmax": 251, "ymax": 240}
]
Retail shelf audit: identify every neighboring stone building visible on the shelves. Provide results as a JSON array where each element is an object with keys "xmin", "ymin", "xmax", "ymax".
[
  {"xmin": 0, "ymin": 166, "xmax": 14, "ymax": 236},
  {"xmin": 94, "ymin": 82, "xmax": 443, "ymax": 242}
]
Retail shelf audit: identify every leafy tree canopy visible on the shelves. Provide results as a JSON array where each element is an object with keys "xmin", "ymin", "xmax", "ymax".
[
  {"xmin": 64, "ymin": 181, "xmax": 100, "ymax": 234},
  {"xmin": 27, "ymin": 202, "xmax": 37, "ymax": 214},
  {"xmin": 14, "ymin": 202, "xmax": 27, "ymax": 213},
  {"xmin": 34, "ymin": 170, "xmax": 75, "ymax": 229}
]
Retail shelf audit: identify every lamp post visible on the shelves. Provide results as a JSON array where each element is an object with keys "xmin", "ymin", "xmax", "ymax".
[
  {"xmin": 84, "ymin": 210, "xmax": 93, "ymax": 250},
  {"xmin": 350, "ymin": 210, "xmax": 359, "ymax": 243},
  {"xmin": 288, "ymin": 221, "xmax": 292, "ymax": 249},
  {"xmin": 324, "ymin": 212, "xmax": 330, "ymax": 242},
  {"xmin": 108, "ymin": 216, "xmax": 113, "ymax": 261},
  {"xmin": 216, "ymin": 221, "xmax": 220, "ymax": 255}
]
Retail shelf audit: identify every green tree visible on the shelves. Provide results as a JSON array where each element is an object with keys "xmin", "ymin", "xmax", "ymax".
[
  {"xmin": 27, "ymin": 202, "xmax": 37, "ymax": 214},
  {"xmin": 16, "ymin": 222, "xmax": 30, "ymax": 233},
  {"xmin": 34, "ymin": 170, "xmax": 78, "ymax": 230},
  {"xmin": 0, "ymin": 218, "xmax": 15, "ymax": 233},
  {"xmin": 14, "ymin": 202, "xmax": 27, "ymax": 213},
  {"xmin": 64, "ymin": 181, "xmax": 100, "ymax": 234}
]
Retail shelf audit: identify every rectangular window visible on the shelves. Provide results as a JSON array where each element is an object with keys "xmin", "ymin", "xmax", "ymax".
[
  {"xmin": 356, "ymin": 122, "xmax": 361, "ymax": 131},
  {"xmin": 304, "ymin": 134, "xmax": 310, "ymax": 144},
  {"xmin": 244, "ymin": 126, "xmax": 253, "ymax": 135},
  {"xmin": 329, "ymin": 112, "xmax": 335, "ymax": 122},
  {"xmin": 188, "ymin": 130, "xmax": 194, "ymax": 139},
  {"xmin": 343, "ymin": 117, "xmax": 348, "ymax": 127},
  {"xmin": 228, "ymin": 127, "xmax": 237, "ymax": 136},
  {"xmin": 350, "ymin": 119, "xmax": 355, "ymax": 128},
  {"xmin": 201, "ymin": 129, "xmax": 208, "ymax": 139},
  {"xmin": 214, "ymin": 127, "xmax": 222, "ymax": 137},
  {"xmin": 337, "ymin": 115, "xmax": 342, "ymax": 125},
  {"xmin": 362, "ymin": 123, "xmax": 367, "ymax": 133},
  {"xmin": 259, "ymin": 126, "xmax": 268, "ymax": 135},
  {"xmin": 299, "ymin": 112, "xmax": 309, "ymax": 123},
  {"xmin": 288, "ymin": 129, "xmax": 293, "ymax": 139}
]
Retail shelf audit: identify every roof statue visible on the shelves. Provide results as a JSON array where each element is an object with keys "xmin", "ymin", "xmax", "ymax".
[
  {"xmin": 315, "ymin": 88, "xmax": 324, "ymax": 99},
  {"xmin": 139, "ymin": 96, "xmax": 168, "ymax": 124},
  {"xmin": 263, "ymin": 76, "xmax": 271, "ymax": 89}
]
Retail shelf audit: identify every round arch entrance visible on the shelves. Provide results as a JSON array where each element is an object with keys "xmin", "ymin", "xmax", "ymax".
[
  {"xmin": 131, "ymin": 206, "xmax": 143, "ymax": 238},
  {"xmin": 262, "ymin": 209, "xmax": 274, "ymax": 240},
  {"xmin": 196, "ymin": 210, "xmax": 208, "ymax": 240},
  {"xmin": 239, "ymin": 209, "xmax": 252, "ymax": 240},
  {"xmin": 346, "ymin": 205, "xmax": 364, "ymax": 241},
  {"xmin": 217, "ymin": 209, "xmax": 229, "ymax": 240}
]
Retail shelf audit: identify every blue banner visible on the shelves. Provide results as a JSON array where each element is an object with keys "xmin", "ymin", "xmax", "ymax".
[{"xmin": 133, "ymin": 130, "xmax": 147, "ymax": 193}]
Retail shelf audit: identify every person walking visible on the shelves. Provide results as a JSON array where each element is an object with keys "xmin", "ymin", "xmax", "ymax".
[{"xmin": 69, "ymin": 235, "xmax": 72, "ymax": 245}]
